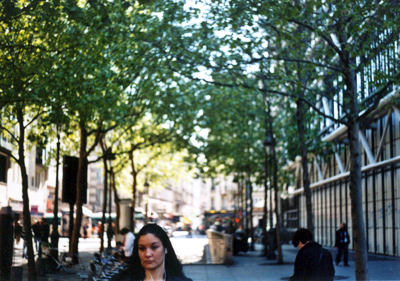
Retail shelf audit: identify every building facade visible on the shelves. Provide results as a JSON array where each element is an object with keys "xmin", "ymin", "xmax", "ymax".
[{"xmin": 282, "ymin": 38, "xmax": 400, "ymax": 257}]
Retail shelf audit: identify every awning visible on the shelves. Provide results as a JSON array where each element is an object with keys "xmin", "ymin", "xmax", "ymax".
[{"xmin": 82, "ymin": 206, "xmax": 93, "ymax": 216}]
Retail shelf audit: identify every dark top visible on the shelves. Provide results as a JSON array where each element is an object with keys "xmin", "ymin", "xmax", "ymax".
[
  {"xmin": 166, "ymin": 276, "xmax": 192, "ymax": 281},
  {"xmin": 32, "ymin": 223, "xmax": 41, "ymax": 238},
  {"xmin": 290, "ymin": 241, "xmax": 335, "ymax": 281},
  {"xmin": 335, "ymin": 228, "xmax": 350, "ymax": 247},
  {"xmin": 14, "ymin": 223, "xmax": 23, "ymax": 237},
  {"xmin": 41, "ymin": 222, "xmax": 50, "ymax": 242},
  {"xmin": 118, "ymin": 268, "xmax": 192, "ymax": 281}
]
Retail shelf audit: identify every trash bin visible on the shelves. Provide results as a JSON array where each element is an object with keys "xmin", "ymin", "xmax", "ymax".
[
  {"xmin": 0, "ymin": 207, "xmax": 13, "ymax": 280},
  {"xmin": 263, "ymin": 228, "xmax": 277, "ymax": 260},
  {"xmin": 206, "ymin": 229, "xmax": 233, "ymax": 264}
]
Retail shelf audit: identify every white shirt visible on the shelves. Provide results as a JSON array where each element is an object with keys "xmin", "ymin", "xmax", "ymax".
[{"xmin": 123, "ymin": 232, "xmax": 135, "ymax": 257}]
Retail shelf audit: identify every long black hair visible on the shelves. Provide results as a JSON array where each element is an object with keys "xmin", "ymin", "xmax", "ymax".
[{"xmin": 127, "ymin": 223, "xmax": 187, "ymax": 280}]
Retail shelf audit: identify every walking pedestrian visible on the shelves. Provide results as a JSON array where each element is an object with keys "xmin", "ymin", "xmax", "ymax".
[
  {"xmin": 21, "ymin": 223, "xmax": 27, "ymax": 259},
  {"xmin": 41, "ymin": 218, "xmax": 50, "ymax": 242},
  {"xmin": 121, "ymin": 223, "xmax": 192, "ymax": 281},
  {"xmin": 335, "ymin": 223, "xmax": 350, "ymax": 266},
  {"xmin": 14, "ymin": 220, "xmax": 23, "ymax": 245},
  {"xmin": 32, "ymin": 220, "xmax": 41, "ymax": 253},
  {"xmin": 289, "ymin": 228, "xmax": 335, "ymax": 281},
  {"xmin": 39, "ymin": 217, "xmax": 50, "ymax": 257},
  {"xmin": 120, "ymin": 227, "xmax": 135, "ymax": 260},
  {"xmin": 83, "ymin": 223, "xmax": 89, "ymax": 239}
]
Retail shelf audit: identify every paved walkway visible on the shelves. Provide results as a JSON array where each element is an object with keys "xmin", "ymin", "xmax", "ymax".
[
  {"xmin": 184, "ymin": 244, "xmax": 400, "ymax": 281},
  {"xmin": 13, "ymin": 242, "xmax": 400, "ymax": 280}
]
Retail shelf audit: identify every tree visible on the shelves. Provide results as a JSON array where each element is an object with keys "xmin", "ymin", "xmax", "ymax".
[
  {"xmin": 191, "ymin": 1, "xmax": 399, "ymax": 279},
  {"xmin": 0, "ymin": 1, "xmax": 69, "ymax": 278},
  {"xmin": 194, "ymin": 85, "xmax": 267, "ymax": 250}
]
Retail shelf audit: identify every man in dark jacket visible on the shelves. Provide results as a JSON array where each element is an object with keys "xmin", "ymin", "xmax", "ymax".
[
  {"xmin": 40, "ymin": 218, "xmax": 50, "ymax": 243},
  {"xmin": 38, "ymin": 218, "xmax": 50, "ymax": 257},
  {"xmin": 32, "ymin": 220, "xmax": 41, "ymax": 253},
  {"xmin": 335, "ymin": 223, "xmax": 350, "ymax": 266},
  {"xmin": 290, "ymin": 228, "xmax": 335, "ymax": 281}
]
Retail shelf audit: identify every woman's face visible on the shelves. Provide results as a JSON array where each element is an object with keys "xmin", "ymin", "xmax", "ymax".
[{"xmin": 138, "ymin": 233, "xmax": 165, "ymax": 272}]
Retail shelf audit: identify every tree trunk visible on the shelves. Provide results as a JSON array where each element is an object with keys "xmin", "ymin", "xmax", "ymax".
[
  {"xmin": 249, "ymin": 180, "xmax": 255, "ymax": 250},
  {"xmin": 238, "ymin": 176, "xmax": 243, "ymax": 227},
  {"xmin": 107, "ymin": 175, "xmax": 113, "ymax": 249},
  {"xmin": 100, "ymin": 147, "xmax": 109, "ymax": 253},
  {"xmin": 272, "ymin": 140, "xmax": 283, "ymax": 264},
  {"xmin": 70, "ymin": 123, "xmax": 88, "ymax": 259},
  {"xmin": 296, "ymin": 97, "xmax": 313, "ymax": 232},
  {"xmin": 51, "ymin": 126, "xmax": 61, "ymax": 250},
  {"xmin": 345, "ymin": 67, "xmax": 369, "ymax": 281},
  {"xmin": 69, "ymin": 202, "xmax": 74, "ymax": 241},
  {"xmin": 17, "ymin": 108, "xmax": 37, "ymax": 280},
  {"xmin": 111, "ymin": 168, "xmax": 121, "ymax": 234},
  {"xmin": 129, "ymin": 150, "xmax": 137, "ymax": 232},
  {"xmin": 245, "ymin": 179, "xmax": 249, "ymax": 232},
  {"xmin": 263, "ymin": 154, "xmax": 268, "ymax": 235}
]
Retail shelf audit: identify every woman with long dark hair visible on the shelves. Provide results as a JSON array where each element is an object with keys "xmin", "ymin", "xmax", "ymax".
[{"xmin": 123, "ymin": 223, "xmax": 192, "ymax": 281}]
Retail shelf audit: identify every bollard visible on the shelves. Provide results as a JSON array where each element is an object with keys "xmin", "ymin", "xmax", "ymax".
[
  {"xmin": 0, "ymin": 206, "xmax": 13, "ymax": 281},
  {"xmin": 36, "ymin": 257, "xmax": 47, "ymax": 277}
]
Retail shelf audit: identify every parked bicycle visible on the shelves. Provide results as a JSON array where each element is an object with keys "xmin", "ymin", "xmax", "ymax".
[{"xmin": 87, "ymin": 250, "xmax": 128, "ymax": 281}]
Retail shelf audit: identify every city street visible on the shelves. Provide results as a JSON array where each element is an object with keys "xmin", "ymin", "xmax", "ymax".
[{"xmin": 12, "ymin": 235, "xmax": 400, "ymax": 281}]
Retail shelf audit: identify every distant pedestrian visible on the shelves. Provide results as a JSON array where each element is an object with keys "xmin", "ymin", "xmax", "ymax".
[
  {"xmin": 21, "ymin": 223, "xmax": 27, "ymax": 259},
  {"xmin": 224, "ymin": 222, "xmax": 235, "ymax": 234},
  {"xmin": 186, "ymin": 224, "xmax": 192, "ymax": 238},
  {"xmin": 210, "ymin": 217, "xmax": 223, "ymax": 232},
  {"xmin": 289, "ymin": 228, "xmax": 335, "ymax": 281},
  {"xmin": 32, "ymin": 220, "xmax": 41, "ymax": 253},
  {"xmin": 40, "ymin": 218, "xmax": 50, "ymax": 243},
  {"xmin": 14, "ymin": 220, "xmax": 23, "ymax": 244},
  {"xmin": 83, "ymin": 223, "xmax": 88, "ymax": 239},
  {"xmin": 335, "ymin": 223, "xmax": 350, "ymax": 266},
  {"xmin": 121, "ymin": 227, "xmax": 135, "ymax": 260},
  {"xmin": 39, "ymin": 218, "xmax": 50, "ymax": 257}
]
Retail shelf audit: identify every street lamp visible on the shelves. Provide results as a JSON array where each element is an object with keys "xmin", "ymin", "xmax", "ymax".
[
  {"xmin": 263, "ymin": 132, "xmax": 283, "ymax": 264},
  {"xmin": 263, "ymin": 133, "xmax": 274, "ymax": 231},
  {"xmin": 263, "ymin": 135, "xmax": 274, "ymax": 153},
  {"xmin": 144, "ymin": 181, "xmax": 149, "ymax": 224}
]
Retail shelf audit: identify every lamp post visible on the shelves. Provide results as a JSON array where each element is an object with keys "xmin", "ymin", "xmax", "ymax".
[
  {"xmin": 144, "ymin": 181, "xmax": 149, "ymax": 224},
  {"xmin": 263, "ymin": 136, "xmax": 271, "ymax": 258},
  {"xmin": 263, "ymin": 135, "xmax": 274, "ymax": 232},
  {"xmin": 264, "ymin": 132, "xmax": 283, "ymax": 264}
]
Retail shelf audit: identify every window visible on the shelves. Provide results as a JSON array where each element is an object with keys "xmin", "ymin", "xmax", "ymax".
[
  {"xmin": 96, "ymin": 190, "xmax": 102, "ymax": 203},
  {"xmin": 36, "ymin": 147, "xmax": 43, "ymax": 165},
  {"xmin": 0, "ymin": 154, "xmax": 7, "ymax": 183}
]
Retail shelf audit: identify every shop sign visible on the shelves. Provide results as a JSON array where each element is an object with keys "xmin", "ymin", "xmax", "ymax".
[
  {"xmin": 30, "ymin": 205, "xmax": 38, "ymax": 215},
  {"xmin": 10, "ymin": 200, "xmax": 23, "ymax": 212}
]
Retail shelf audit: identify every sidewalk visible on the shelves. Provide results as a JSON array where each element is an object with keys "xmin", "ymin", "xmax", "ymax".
[
  {"xmin": 15, "ymin": 243, "xmax": 400, "ymax": 280},
  {"xmin": 183, "ymin": 244, "xmax": 400, "ymax": 281}
]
